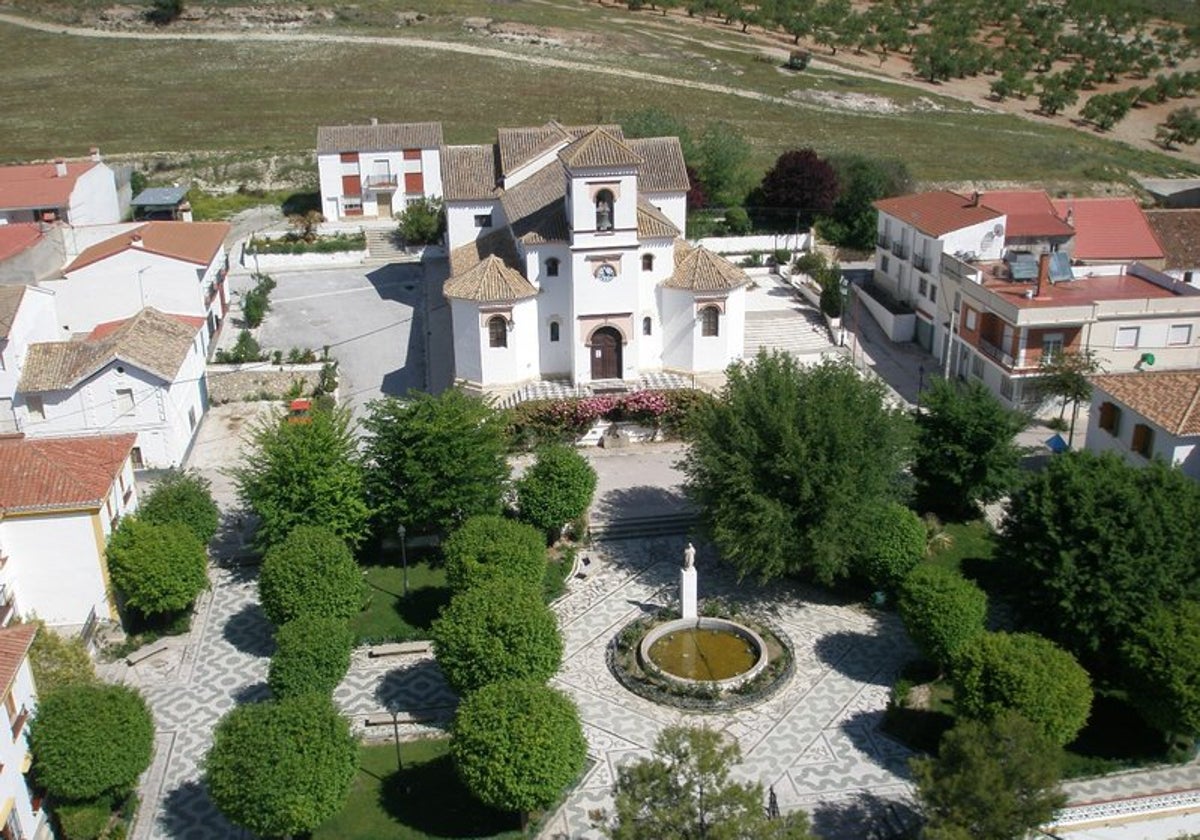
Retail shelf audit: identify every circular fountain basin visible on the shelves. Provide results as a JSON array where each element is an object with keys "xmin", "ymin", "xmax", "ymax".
[{"xmin": 638, "ymin": 617, "xmax": 768, "ymax": 692}]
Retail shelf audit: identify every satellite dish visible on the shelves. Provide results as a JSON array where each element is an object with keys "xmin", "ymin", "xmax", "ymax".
[{"xmin": 993, "ymin": 223, "xmax": 1005, "ymax": 237}]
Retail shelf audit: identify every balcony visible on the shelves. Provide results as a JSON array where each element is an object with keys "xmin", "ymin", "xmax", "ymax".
[
  {"xmin": 891, "ymin": 241, "xmax": 908, "ymax": 260},
  {"xmin": 912, "ymin": 253, "xmax": 930, "ymax": 273},
  {"xmin": 978, "ymin": 337, "xmax": 1016, "ymax": 368},
  {"xmin": 876, "ymin": 234, "xmax": 888, "ymax": 249},
  {"xmin": 363, "ymin": 174, "xmax": 398, "ymax": 189}
]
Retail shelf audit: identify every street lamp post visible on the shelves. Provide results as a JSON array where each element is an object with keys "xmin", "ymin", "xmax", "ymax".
[
  {"xmin": 391, "ymin": 711, "xmax": 404, "ymax": 772},
  {"xmin": 397, "ymin": 524, "xmax": 409, "ymax": 597}
]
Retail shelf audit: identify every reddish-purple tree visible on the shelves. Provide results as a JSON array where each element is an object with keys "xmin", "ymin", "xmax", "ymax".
[
  {"xmin": 759, "ymin": 149, "xmax": 839, "ymax": 221},
  {"xmin": 686, "ymin": 165, "xmax": 708, "ymax": 210}
]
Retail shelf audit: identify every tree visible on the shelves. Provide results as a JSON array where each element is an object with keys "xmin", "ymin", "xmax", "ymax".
[
  {"xmin": 1080, "ymin": 91, "xmax": 1135, "ymax": 130},
  {"xmin": 1036, "ymin": 74, "xmax": 1080, "ymax": 115},
  {"xmin": 815, "ymin": 154, "xmax": 912, "ymax": 250},
  {"xmin": 998, "ymin": 452, "xmax": 1200, "ymax": 663},
  {"xmin": 911, "ymin": 711, "xmax": 1066, "ymax": 840},
  {"xmin": 396, "ymin": 196, "xmax": 445, "ymax": 243},
  {"xmin": 606, "ymin": 725, "xmax": 817, "ymax": 840},
  {"xmin": 694, "ymin": 123, "xmax": 754, "ymax": 208},
  {"xmin": 1037, "ymin": 349, "xmax": 1101, "ymax": 430},
  {"xmin": 258, "ymin": 525, "xmax": 365, "ymax": 626},
  {"xmin": 620, "ymin": 108, "xmax": 695, "ymax": 162},
  {"xmin": 232, "ymin": 404, "xmax": 371, "ymax": 550},
  {"xmin": 443, "ymin": 515, "xmax": 548, "ymax": 594},
  {"xmin": 268, "ymin": 616, "xmax": 354, "ymax": 699},
  {"xmin": 758, "ymin": 149, "xmax": 839, "ymax": 223},
  {"xmin": 450, "ymin": 680, "xmax": 587, "ymax": 822},
  {"xmin": 1157, "ymin": 106, "xmax": 1200, "ymax": 148},
  {"xmin": 432, "ymin": 578, "xmax": 562, "ymax": 694},
  {"xmin": 205, "ymin": 694, "xmax": 357, "ymax": 838},
  {"xmin": 106, "ymin": 517, "xmax": 208, "ymax": 618},
  {"xmin": 146, "ymin": 0, "xmax": 184, "ymax": 25},
  {"xmin": 1121, "ymin": 600, "xmax": 1200, "ymax": 740},
  {"xmin": 860, "ymin": 503, "xmax": 926, "ymax": 591},
  {"xmin": 952, "ymin": 632, "xmax": 1093, "ymax": 746},
  {"xmin": 515, "ymin": 444, "xmax": 598, "ymax": 542},
  {"xmin": 30, "ymin": 683, "xmax": 154, "ymax": 802},
  {"xmin": 28, "ymin": 622, "xmax": 96, "ymax": 694},
  {"xmin": 362, "ymin": 390, "xmax": 509, "ymax": 537},
  {"xmin": 897, "ymin": 566, "xmax": 988, "ymax": 672},
  {"xmin": 683, "ymin": 352, "xmax": 912, "ymax": 585},
  {"xmin": 138, "ymin": 469, "xmax": 220, "ymax": 544},
  {"xmin": 913, "ymin": 378, "xmax": 1027, "ymax": 521}
]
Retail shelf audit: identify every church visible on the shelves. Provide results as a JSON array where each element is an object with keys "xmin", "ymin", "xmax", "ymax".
[{"xmin": 438, "ymin": 122, "xmax": 749, "ymax": 396}]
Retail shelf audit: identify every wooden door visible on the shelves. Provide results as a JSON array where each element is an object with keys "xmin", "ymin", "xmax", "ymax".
[
  {"xmin": 377, "ymin": 192, "xmax": 393, "ymax": 218},
  {"xmin": 590, "ymin": 327, "xmax": 622, "ymax": 380}
]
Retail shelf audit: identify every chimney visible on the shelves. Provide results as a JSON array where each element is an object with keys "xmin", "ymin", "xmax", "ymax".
[
  {"xmin": 54, "ymin": 159, "xmax": 67, "ymax": 178},
  {"xmin": 969, "ymin": 191, "xmax": 979, "ymax": 207},
  {"xmin": 179, "ymin": 201, "xmax": 193, "ymax": 223},
  {"xmin": 370, "ymin": 117, "xmax": 379, "ymax": 126},
  {"xmin": 1035, "ymin": 252, "xmax": 1051, "ymax": 298},
  {"xmin": 130, "ymin": 233, "xmax": 144, "ymax": 249},
  {"xmin": 1065, "ymin": 207, "xmax": 1075, "ymax": 228},
  {"xmin": 89, "ymin": 146, "xmax": 101, "ymax": 162}
]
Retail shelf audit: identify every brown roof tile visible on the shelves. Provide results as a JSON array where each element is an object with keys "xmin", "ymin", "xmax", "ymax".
[
  {"xmin": 663, "ymin": 245, "xmax": 750, "ymax": 292},
  {"xmin": 447, "ymin": 228, "xmax": 521, "ymax": 277},
  {"xmin": 558, "ymin": 128, "xmax": 642, "ymax": 170},
  {"xmin": 874, "ymin": 191, "xmax": 1003, "ymax": 238},
  {"xmin": 1051, "ymin": 197, "xmax": 1164, "ymax": 262},
  {"xmin": 1092, "ymin": 370, "xmax": 1200, "ymax": 437},
  {"xmin": 501, "ymin": 163, "xmax": 568, "ymax": 244},
  {"xmin": 18, "ymin": 308, "xmax": 202, "ymax": 393},
  {"xmin": 0, "ymin": 223, "xmax": 44, "ymax": 262},
  {"xmin": 637, "ymin": 199, "xmax": 679, "ymax": 239},
  {"xmin": 444, "ymin": 255, "xmax": 538, "ymax": 303},
  {"xmin": 0, "ymin": 161, "xmax": 99, "ymax": 211},
  {"xmin": 0, "ymin": 433, "xmax": 136, "ymax": 513},
  {"xmin": 316, "ymin": 121, "xmax": 443, "ymax": 154},
  {"xmin": 66, "ymin": 221, "xmax": 230, "ymax": 273},
  {"xmin": 1145, "ymin": 210, "xmax": 1200, "ymax": 272},
  {"xmin": 441, "ymin": 145, "xmax": 500, "ymax": 201},
  {"xmin": 0, "ymin": 624, "xmax": 37, "ymax": 696},
  {"xmin": 496, "ymin": 123, "xmax": 624, "ymax": 177},
  {"xmin": 0, "ymin": 286, "xmax": 27, "ymax": 341},
  {"xmin": 626, "ymin": 137, "xmax": 690, "ymax": 192}
]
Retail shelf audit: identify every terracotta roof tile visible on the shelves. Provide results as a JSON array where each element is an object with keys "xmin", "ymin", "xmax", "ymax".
[
  {"xmin": 1145, "ymin": 210, "xmax": 1200, "ymax": 272},
  {"xmin": 0, "ymin": 433, "xmax": 136, "ymax": 513},
  {"xmin": 0, "ymin": 161, "xmax": 98, "ymax": 211},
  {"xmin": 0, "ymin": 286, "xmax": 27, "ymax": 341},
  {"xmin": 18, "ymin": 308, "xmax": 201, "ymax": 392},
  {"xmin": 663, "ymin": 244, "xmax": 750, "ymax": 292},
  {"xmin": 1050, "ymin": 197, "xmax": 1164, "ymax": 262},
  {"xmin": 441, "ymin": 145, "xmax": 499, "ymax": 201},
  {"xmin": 874, "ymin": 190, "xmax": 1003, "ymax": 238},
  {"xmin": 501, "ymin": 163, "xmax": 568, "ymax": 244},
  {"xmin": 316, "ymin": 122, "xmax": 443, "ymax": 154},
  {"xmin": 497, "ymin": 123, "xmax": 625, "ymax": 177},
  {"xmin": 447, "ymin": 228, "xmax": 521, "ymax": 277},
  {"xmin": 0, "ymin": 223, "xmax": 44, "ymax": 262},
  {"xmin": 443, "ymin": 255, "xmax": 538, "ymax": 303},
  {"xmin": 0, "ymin": 624, "xmax": 37, "ymax": 696},
  {"xmin": 1092, "ymin": 370, "xmax": 1200, "ymax": 437},
  {"xmin": 637, "ymin": 199, "xmax": 679, "ymax": 239},
  {"xmin": 626, "ymin": 137, "xmax": 690, "ymax": 192},
  {"xmin": 65, "ymin": 221, "xmax": 230, "ymax": 273},
  {"xmin": 558, "ymin": 128, "xmax": 643, "ymax": 170},
  {"xmin": 979, "ymin": 190, "xmax": 1075, "ymax": 238}
]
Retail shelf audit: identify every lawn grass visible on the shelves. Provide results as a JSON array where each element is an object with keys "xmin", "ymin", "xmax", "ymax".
[
  {"xmin": 923, "ymin": 520, "xmax": 996, "ymax": 577},
  {"xmin": 312, "ymin": 740, "xmax": 522, "ymax": 840},
  {"xmin": 353, "ymin": 560, "xmax": 450, "ymax": 645}
]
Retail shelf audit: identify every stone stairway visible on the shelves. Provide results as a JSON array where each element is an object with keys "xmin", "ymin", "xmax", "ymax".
[
  {"xmin": 364, "ymin": 227, "xmax": 412, "ymax": 263},
  {"xmin": 743, "ymin": 309, "xmax": 838, "ymax": 359},
  {"xmin": 589, "ymin": 511, "xmax": 699, "ymax": 542}
]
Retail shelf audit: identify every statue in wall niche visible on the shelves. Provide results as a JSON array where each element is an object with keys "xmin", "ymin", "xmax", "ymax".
[{"xmin": 683, "ymin": 542, "xmax": 696, "ymax": 569}]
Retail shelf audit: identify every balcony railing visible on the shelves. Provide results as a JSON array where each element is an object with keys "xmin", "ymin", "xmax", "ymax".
[
  {"xmin": 891, "ymin": 241, "xmax": 908, "ymax": 260},
  {"xmin": 876, "ymin": 234, "xmax": 888, "ymax": 249},
  {"xmin": 913, "ymin": 253, "xmax": 930, "ymax": 273},
  {"xmin": 363, "ymin": 174, "xmax": 398, "ymax": 189},
  {"xmin": 978, "ymin": 337, "xmax": 1015, "ymax": 369}
]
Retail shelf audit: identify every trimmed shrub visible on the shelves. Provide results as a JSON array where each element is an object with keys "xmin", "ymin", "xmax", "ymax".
[
  {"xmin": 516, "ymin": 445, "xmax": 598, "ymax": 542},
  {"xmin": 138, "ymin": 469, "xmax": 220, "ymax": 544},
  {"xmin": 861, "ymin": 503, "xmax": 926, "ymax": 590},
  {"xmin": 953, "ymin": 632, "xmax": 1093, "ymax": 746},
  {"xmin": 432, "ymin": 578, "xmax": 562, "ymax": 695},
  {"xmin": 268, "ymin": 616, "xmax": 354, "ymax": 699},
  {"xmin": 898, "ymin": 566, "xmax": 987, "ymax": 671},
  {"xmin": 106, "ymin": 518, "xmax": 208, "ymax": 618},
  {"xmin": 258, "ymin": 526, "xmax": 365, "ymax": 626},
  {"xmin": 29, "ymin": 621, "xmax": 96, "ymax": 693},
  {"xmin": 444, "ymin": 515, "xmax": 547, "ymax": 594}
]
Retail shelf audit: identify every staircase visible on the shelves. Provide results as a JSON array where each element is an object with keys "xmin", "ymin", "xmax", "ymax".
[
  {"xmin": 743, "ymin": 309, "xmax": 837, "ymax": 359},
  {"xmin": 589, "ymin": 511, "xmax": 699, "ymax": 542},
  {"xmin": 364, "ymin": 228, "xmax": 414, "ymax": 263}
]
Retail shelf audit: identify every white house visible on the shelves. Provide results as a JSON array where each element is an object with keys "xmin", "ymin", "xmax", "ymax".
[
  {"xmin": 45, "ymin": 221, "xmax": 231, "ymax": 339},
  {"xmin": 1085, "ymin": 370, "xmax": 1200, "ymax": 479},
  {"xmin": 0, "ymin": 151, "xmax": 120, "ymax": 227},
  {"xmin": 440, "ymin": 123, "xmax": 748, "ymax": 396},
  {"xmin": 316, "ymin": 121, "xmax": 444, "ymax": 222},
  {"xmin": 0, "ymin": 286, "xmax": 58, "ymax": 434},
  {"xmin": 0, "ymin": 623, "xmax": 48, "ymax": 840},
  {"xmin": 0, "ymin": 433, "xmax": 138, "ymax": 629},
  {"xmin": 15, "ymin": 308, "xmax": 209, "ymax": 469}
]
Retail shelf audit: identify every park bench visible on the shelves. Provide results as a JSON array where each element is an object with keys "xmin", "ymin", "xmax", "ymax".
[
  {"xmin": 364, "ymin": 708, "xmax": 441, "ymax": 727},
  {"xmin": 368, "ymin": 641, "xmax": 432, "ymax": 658},
  {"xmin": 126, "ymin": 642, "xmax": 170, "ymax": 666}
]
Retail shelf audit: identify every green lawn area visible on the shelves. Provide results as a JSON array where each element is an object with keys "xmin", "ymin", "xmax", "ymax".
[
  {"xmin": 923, "ymin": 520, "xmax": 996, "ymax": 577},
  {"xmin": 313, "ymin": 740, "xmax": 522, "ymax": 840},
  {"xmin": 353, "ymin": 560, "xmax": 450, "ymax": 645}
]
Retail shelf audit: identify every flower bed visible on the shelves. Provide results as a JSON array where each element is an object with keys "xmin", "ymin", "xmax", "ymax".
[
  {"xmin": 505, "ymin": 389, "xmax": 713, "ymax": 449},
  {"xmin": 248, "ymin": 232, "xmax": 367, "ymax": 255}
]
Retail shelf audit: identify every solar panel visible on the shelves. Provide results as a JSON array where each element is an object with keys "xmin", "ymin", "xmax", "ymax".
[
  {"xmin": 1010, "ymin": 261, "xmax": 1038, "ymax": 280},
  {"xmin": 1049, "ymin": 251, "xmax": 1073, "ymax": 282}
]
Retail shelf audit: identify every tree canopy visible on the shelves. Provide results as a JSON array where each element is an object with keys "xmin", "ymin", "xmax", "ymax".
[
  {"xmin": 607, "ymin": 725, "xmax": 816, "ymax": 840},
  {"xmin": 758, "ymin": 149, "xmax": 839, "ymax": 223},
  {"xmin": 258, "ymin": 525, "xmax": 365, "ymax": 626},
  {"xmin": 898, "ymin": 565, "xmax": 988, "ymax": 671},
  {"xmin": 694, "ymin": 122, "xmax": 754, "ymax": 208},
  {"xmin": 138, "ymin": 469, "xmax": 220, "ymax": 544},
  {"xmin": 432, "ymin": 578, "xmax": 562, "ymax": 695},
  {"xmin": 443, "ymin": 515, "xmax": 548, "ymax": 594},
  {"xmin": 515, "ymin": 444, "xmax": 598, "ymax": 542},
  {"xmin": 28, "ymin": 622, "xmax": 96, "ymax": 694},
  {"xmin": 998, "ymin": 451, "xmax": 1200, "ymax": 664},
  {"xmin": 860, "ymin": 503, "xmax": 926, "ymax": 591},
  {"xmin": 106, "ymin": 517, "xmax": 208, "ymax": 618},
  {"xmin": 815, "ymin": 154, "xmax": 912, "ymax": 251},
  {"xmin": 450, "ymin": 680, "xmax": 587, "ymax": 819},
  {"xmin": 1121, "ymin": 600, "xmax": 1200, "ymax": 739},
  {"xmin": 232, "ymin": 404, "xmax": 371, "ymax": 550},
  {"xmin": 912, "ymin": 710, "xmax": 1066, "ymax": 840},
  {"xmin": 30, "ymin": 683, "xmax": 154, "ymax": 802},
  {"xmin": 362, "ymin": 390, "xmax": 509, "ymax": 537},
  {"xmin": 205, "ymin": 694, "xmax": 357, "ymax": 838},
  {"xmin": 268, "ymin": 616, "xmax": 355, "ymax": 700},
  {"xmin": 683, "ymin": 352, "xmax": 912, "ymax": 585}
]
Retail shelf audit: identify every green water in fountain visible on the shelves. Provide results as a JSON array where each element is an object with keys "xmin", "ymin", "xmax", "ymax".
[{"xmin": 647, "ymin": 627, "xmax": 757, "ymax": 681}]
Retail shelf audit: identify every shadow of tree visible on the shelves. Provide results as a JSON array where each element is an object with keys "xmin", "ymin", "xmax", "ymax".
[
  {"xmin": 231, "ymin": 681, "xmax": 271, "ymax": 705},
  {"xmin": 810, "ymin": 790, "xmax": 921, "ymax": 840},
  {"xmin": 222, "ymin": 602, "xmax": 274, "ymax": 658},
  {"xmin": 838, "ymin": 708, "xmax": 918, "ymax": 778},
  {"xmin": 393, "ymin": 587, "xmax": 451, "ymax": 631},
  {"xmin": 158, "ymin": 779, "xmax": 245, "ymax": 839},
  {"xmin": 814, "ymin": 629, "xmax": 902, "ymax": 687},
  {"xmin": 377, "ymin": 754, "xmax": 520, "ymax": 837},
  {"xmin": 374, "ymin": 659, "xmax": 455, "ymax": 715},
  {"xmin": 592, "ymin": 484, "xmax": 693, "ymax": 524}
]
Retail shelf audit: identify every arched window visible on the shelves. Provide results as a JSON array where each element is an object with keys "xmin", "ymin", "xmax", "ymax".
[
  {"xmin": 549, "ymin": 321, "xmax": 560, "ymax": 342},
  {"xmin": 546, "ymin": 258, "xmax": 560, "ymax": 277},
  {"xmin": 642, "ymin": 317, "xmax": 652, "ymax": 336},
  {"xmin": 642, "ymin": 253, "xmax": 654, "ymax": 272},
  {"xmin": 488, "ymin": 315, "xmax": 508, "ymax": 348},
  {"xmin": 595, "ymin": 189, "xmax": 614, "ymax": 232},
  {"xmin": 700, "ymin": 306, "xmax": 720, "ymax": 337}
]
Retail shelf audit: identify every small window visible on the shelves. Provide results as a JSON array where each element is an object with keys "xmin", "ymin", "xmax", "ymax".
[
  {"xmin": 642, "ymin": 253, "xmax": 654, "ymax": 272},
  {"xmin": 545, "ymin": 258, "xmax": 560, "ymax": 278},
  {"xmin": 918, "ymin": 276, "xmax": 928, "ymax": 297},
  {"xmin": 1098, "ymin": 401, "xmax": 1121, "ymax": 436},
  {"xmin": 965, "ymin": 308, "xmax": 978, "ymax": 331},
  {"xmin": 595, "ymin": 189, "xmax": 615, "ymax": 232},
  {"xmin": 1000, "ymin": 375, "xmax": 1014, "ymax": 401},
  {"xmin": 1115, "ymin": 326, "xmax": 1140, "ymax": 349},
  {"xmin": 488, "ymin": 315, "xmax": 508, "ymax": 348},
  {"xmin": 26, "ymin": 395, "xmax": 43, "ymax": 420},
  {"xmin": 929, "ymin": 284, "xmax": 938, "ymax": 303},
  {"xmin": 130, "ymin": 447, "xmax": 145, "ymax": 469},
  {"xmin": 339, "ymin": 151, "xmax": 359, "ymax": 163},
  {"xmin": 700, "ymin": 306, "xmax": 720, "ymax": 337},
  {"xmin": 549, "ymin": 321, "xmax": 560, "ymax": 342},
  {"xmin": 971, "ymin": 354, "xmax": 984, "ymax": 379},
  {"xmin": 881, "ymin": 255, "xmax": 890, "ymax": 273},
  {"xmin": 1169, "ymin": 324, "xmax": 1192, "ymax": 346},
  {"xmin": 642, "ymin": 317, "xmax": 652, "ymax": 336},
  {"xmin": 474, "ymin": 214, "xmax": 493, "ymax": 229},
  {"xmin": 1041, "ymin": 333, "xmax": 1063, "ymax": 362},
  {"xmin": 1131, "ymin": 423, "xmax": 1154, "ymax": 458},
  {"xmin": 116, "ymin": 387, "xmax": 134, "ymax": 413}
]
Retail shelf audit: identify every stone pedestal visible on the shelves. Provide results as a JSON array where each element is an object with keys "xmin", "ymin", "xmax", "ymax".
[{"xmin": 680, "ymin": 566, "xmax": 697, "ymax": 620}]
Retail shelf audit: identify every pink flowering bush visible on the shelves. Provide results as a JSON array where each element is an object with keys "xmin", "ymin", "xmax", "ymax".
[{"xmin": 505, "ymin": 390, "xmax": 714, "ymax": 450}]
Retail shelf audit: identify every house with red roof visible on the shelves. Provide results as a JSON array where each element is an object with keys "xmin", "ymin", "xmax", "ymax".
[
  {"xmin": 0, "ymin": 151, "xmax": 120, "ymax": 227},
  {"xmin": 0, "ymin": 433, "xmax": 138, "ymax": 629},
  {"xmin": 1085, "ymin": 370, "xmax": 1200, "ymax": 479},
  {"xmin": 0, "ymin": 623, "xmax": 48, "ymax": 840},
  {"xmin": 0, "ymin": 286, "xmax": 58, "ymax": 434},
  {"xmin": 43, "ymin": 220, "xmax": 231, "ymax": 341},
  {"xmin": 1050, "ymin": 197, "xmax": 1165, "ymax": 268},
  {"xmin": 15, "ymin": 308, "xmax": 209, "ymax": 468},
  {"xmin": 0, "ymin": 222, "xmax": 66, "ymax": 286}
]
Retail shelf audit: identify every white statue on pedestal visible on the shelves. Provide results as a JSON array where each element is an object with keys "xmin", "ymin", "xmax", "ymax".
[{"xmin": 681, "ymin": 542, "xmax": 698, "ymax": 620}]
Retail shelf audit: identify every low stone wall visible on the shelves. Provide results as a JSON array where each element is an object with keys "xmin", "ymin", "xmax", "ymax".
[
  {"xmin": 856, "ymin": 285, "xmax": 916, "ymax": 343},
  {"xmin": 206, "ymin": 362, "xmax": 324, "ymax": 404}
]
